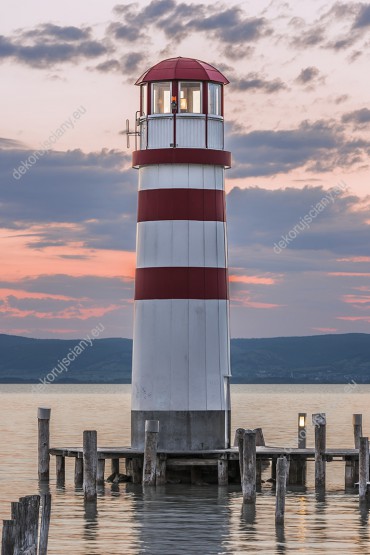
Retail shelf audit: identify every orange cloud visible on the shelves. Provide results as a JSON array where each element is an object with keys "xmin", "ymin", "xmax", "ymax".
[
  {"xmin": 0, "ymin": 302, "xmax": 124, "ymax": 321},
  {"xmin": 336, "ymin": 257, "xmax": 370, "ymax": 263},
  {"xmin": 342, "ymin": 294, "xmax": 370, "ymax": 305},
  {"xmin": 329, "ymin": 272, "xmax": 370, "ymax": 277},
  {"xmin": 1, "ymin": 228, "xmax": 136, "ymax": 280},
  {"xmin": 337, "ymin": 316, "xmax": 370, "ymax": 322},
  {"xmin": 229, "ymin": 274, "xmax": 277, "ymax": 285},
  {"xmin": 231, "ymin": 290, "xmax": 282, "ymax": 309}
]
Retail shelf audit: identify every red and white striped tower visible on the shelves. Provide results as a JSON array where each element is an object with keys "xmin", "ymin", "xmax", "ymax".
[{"xmin": 131, "ymin": 57, "xmax": 231, "ymax": 450}]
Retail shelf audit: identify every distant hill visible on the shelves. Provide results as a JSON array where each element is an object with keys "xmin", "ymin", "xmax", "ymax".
[{"xmin": 0, "ymin": 333, "xmax": 369, "ymax": 384}]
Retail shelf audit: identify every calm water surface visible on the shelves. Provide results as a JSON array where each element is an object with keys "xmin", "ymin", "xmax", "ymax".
[{"xmin": 1, "ymin": 384, "xmax": 370, "ymax": 554}]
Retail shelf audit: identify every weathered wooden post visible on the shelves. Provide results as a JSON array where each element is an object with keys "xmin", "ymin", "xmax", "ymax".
[
  {"xmin": 74, "ymin": 457, "xmax": 83, "ymax": 488},
  {"xmin": 142, "ymin": 420, "xmax": 159, "ymax": 486},
  {"xmin": 39, "ymin": 493, "xmax": 51, "ymax": 555},
  {"xmin": 353, "ymin": 414, "xmax": 362, "ymax": 449},
  {"xmin": 218, "ymin": 453, "xmax": 228, "ymax": 486},
  {"xmin": 83, "ymin": 430, "xmax": 98, "ymax": 501},
  {"xmin": 111, "ymin": 459, "xmax": 120, "ymax": 476},
  {"xmin": 131, "ymin": 458, "xmax": 142, "ymax": 484},
  {"xmin": 234, "ymin": 428, "xmax": 244, "ymax": 481},
  {"xmin": 1, "ymin": 520, "xmax": 15, "ymax": 555},
  {"xmin": 242, "ymin": 429, "xmax": 256, "ymax": 504},
  {"xmin": 254, "ymin": 428, "xmax": 264, "ymax": 490},
  {"xmin": 24, "ymin": 495, "xmax": 40, "ymax": 551},
  {"xmin": 275, "ymin": 456, "xmax": 288, "ymax": 525},
  {"xmin": 345, "ymin": 457, "xmax": 356, "ymax": 490},
  {"xmin": 10, "ymin": 500, "xmax": 23, "ymax": 553},
  {"xmin": 359, "ymin": 436, "xmax": 369, "ymax": 502},
  {"xmin": 56, "ymin": 455, "xmax": 65, "ymax": 487},
  {"xmin": 38, "ymin": 407, "xmax": 51, "ymax": 481},
  {"xmin": 97, "ymin": 459, "xmax": 105, "ymax": 486},
  {"xmin": 312, "ymin": 413, "xmax": 326, "ymax": 491},
  {"xmin": 353, "ymin": 414, "xmax": 362, "ymax": 485},
  {"xmin": 156, "ymin": 454, "xmax": 167, "ymax": 486}
]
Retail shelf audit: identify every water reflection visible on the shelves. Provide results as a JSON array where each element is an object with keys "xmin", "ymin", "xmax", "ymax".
[
  {"xmin": 128, "ymin": 485, "xmax": 231, "ymax": 555},
  {"xmin": 83, "ymin": 499, "xmax": 98, "ymax": 544},
  {"xmin": 275, "ymin": 524, "xmax": 286, "ymax": 554}
]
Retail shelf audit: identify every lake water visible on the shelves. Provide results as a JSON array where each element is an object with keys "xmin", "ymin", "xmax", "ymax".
[{"xmin": 1, "ymin": 384, "xmax": 370, "ymax": 554}]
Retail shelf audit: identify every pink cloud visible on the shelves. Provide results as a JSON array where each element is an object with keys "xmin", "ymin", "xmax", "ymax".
[
  {"xmin": 312, "ymin": 327, "xmax": 338, "ymax": 333},
  {"xmin": 336, "ymin": 257, "xmax": 370, "ymax": 263},
  {"xmin": 229, "ymin": 274, "xmax": 277, "ymax": 285}
]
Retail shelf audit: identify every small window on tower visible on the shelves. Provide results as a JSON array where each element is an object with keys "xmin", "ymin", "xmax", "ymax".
[
  {"xmin": 141, "ymin": 84, "xmax": 147, "ymax": 116},
  {"xmin": 179, "ymin": 82, "xmax": 202, "ymax": 113},
  {"xmin": 152, "ymin": 82, "xmax": 171, "ymax": 114},
  {"xmin": 208, "ymin": 83, "xmax": 221, "ymax": 116}
]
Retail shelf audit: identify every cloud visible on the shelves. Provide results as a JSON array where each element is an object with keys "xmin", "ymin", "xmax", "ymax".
[
  {"xmin": 291, "ymin": 26, "xmax": 325, "ymax": 48},
  {"xmin": 231, "ymin": 72, "xmax": 287, "ymax": 93},
  {"xmin": 342, "ymin": 107, "xmax": 370, "ymax": 126},
  {"xmin": 0, "ymin": 147, "xmax": 136, "ymax": 251},
  {"xmin": 0, "ymin": 24, "xmax": 108, "ymax": 68},
  {"xmin": 295, "ymin": 66, "xmax": 325, "ymax": 87},
  {"xmin": 95, "ymin": 52, "xmax": 146, "ymax": 75},
  {"xmin": 226, "ymin": 185, "xmax": 370, "ymax": 258},
  {"xmin": 226, "ymin": 119, "xmax": 370, "ymax": 178},
  {"xmin": 110, "ymin": 1, "xmax": 272, "ymax": 47},
  {"xmin": 353, "ymin": 3, "xmax": 370, "ymax": 28}
]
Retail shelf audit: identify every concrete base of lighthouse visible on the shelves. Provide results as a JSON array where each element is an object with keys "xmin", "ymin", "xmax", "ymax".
[{"xmin": 131, "ymin": 410, "xmax": 231, "ymax": 451}]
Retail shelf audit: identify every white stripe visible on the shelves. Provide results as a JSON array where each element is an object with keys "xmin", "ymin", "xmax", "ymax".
[
  {"xmin": 139, "ymin": 164, "xmax": 224, "ymax": 191},
  {"xmin": 131, "ymin": 299, "xmax": 230, "ymax": 411},
  {"xmin": 136, "ymin": 220, "xmax": 227, "ymax": 268}
]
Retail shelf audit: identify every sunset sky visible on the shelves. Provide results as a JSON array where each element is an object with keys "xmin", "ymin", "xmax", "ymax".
[{"xmin": 1, "ymin": 0, "xmax": 370, "ymax": 339}]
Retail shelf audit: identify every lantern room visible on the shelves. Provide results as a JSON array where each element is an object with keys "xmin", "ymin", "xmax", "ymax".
[{"xmin": 135, "ymin": 57, "xmax": 229, "ymax": 151}]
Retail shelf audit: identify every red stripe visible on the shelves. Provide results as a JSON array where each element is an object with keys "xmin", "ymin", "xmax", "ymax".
[
  {"xmin": 138, "ymin": 189, "xmax": 225, "ymax": 222},
  {"xmin": 132, "ymin": 148, "xmax": 231, "ymax": 168},
  {"xmin": 135, "ymin": 267, "xmax": 229, "ymax": 300}
]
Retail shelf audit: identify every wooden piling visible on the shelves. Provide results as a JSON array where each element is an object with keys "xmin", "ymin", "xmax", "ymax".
[
  {"xmin": 345, "ymin": 457, "xmax": 356, "ymax": 490},
  {"xmin": 234, "ymin": 428, "xmax": 245, "ymax": 481},
  {"xmin": 353, "ymin": 414, "xmax": 362, "ymax": 484},
  {"xmin": 359, "ymin": 436, "xmax": 369, "ymax": 502},
  {"xmin": 74, "ymin": 457, "xmax": 83, "ymax": 488},
  {"xmin": 38, "ymin": 493, "xmax": 51, "ymax": 555},
  {"xmin": 25, "ymin": 495, "xmax": 40, "ymax": 551},
  {"xmin": 56, "ymin": 455, "xmax": 65, "ymax": 487},
  {"xmin": 97, "ymin": 459, "xmax": 105, "ymax": 486},
  {"xmin": 218, "ymin": 453, "xmax": 228, "ymax": 486},
  {"xmin": 111, "ymin": 459, "xmax": 120, "ymax": 475},
  {"xmin": 156, "ymin": 454, "xmax": 167, "ymax": 486},
  {"xmin": 353, "ymin": 414, "xmax": 362, "ymax": 449},
  {"xmin": 275, "ymin": 456, "xmax": 288, "ymax": 525},
  {"xmin": 131, "ymin": 458, "xmax": 142, "ymax": 484},
  {"xmin": 312, "ymin": 413, "xmax": 326, "ymax": 491},
  {"xmin": 142, "ymin": 420, "xmax": 159, "ymax": 486},
  {"xmin": 1, "ymin": 520, "xmax": 15, "ymax": 555},
  {"xmin": 242, "ymin": 429, "xmax": 256, "ymax": 504},
  {"xmin": 83, "ymin": 430, "xmax": 98, "ymax": 501},
  {"xmin": 38, "ymin": 407, "xmax": 51, "ymax": 481},
  {"xmin": 254, "ymin": 428, "xmax": 264, "ymax": 489},
  {"xmin": 254, "ymin": 428, "xmax": 265, "ymax": 447}
]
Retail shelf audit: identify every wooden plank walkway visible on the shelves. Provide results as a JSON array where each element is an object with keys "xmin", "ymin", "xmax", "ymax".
[{"xmin": 50, "ymin": 445, "xmax": 360, "ymax": 460}]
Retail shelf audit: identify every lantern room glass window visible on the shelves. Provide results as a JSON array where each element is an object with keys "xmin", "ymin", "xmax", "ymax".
[
  {"xmin": 179, "ymin": 82, "xmax": 201, "ymax": 113},
  {"xmin": 208, "ymin": 83, "xmax": 222, "ymax": 116},
  {"xmin": 141, "ymin": 84, "xmax": 147, "ymax": 116},
  {"xmin": 152, "ymin": 82, "xmax": 171, "ymax": 114}
]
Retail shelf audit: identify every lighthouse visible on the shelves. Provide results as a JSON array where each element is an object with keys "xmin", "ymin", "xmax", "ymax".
[{"xmin": 131, "ymin": 57, "xmax": 231, "ymax": 451}]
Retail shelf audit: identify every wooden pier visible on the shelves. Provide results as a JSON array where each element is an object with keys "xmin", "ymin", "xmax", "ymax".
[{"xmin": 49, "ymin": 444, "xmax": 364, "ymax": 487}]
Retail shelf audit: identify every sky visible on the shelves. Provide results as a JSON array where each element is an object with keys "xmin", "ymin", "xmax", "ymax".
[{"xmin": 0, "ymin": 0, "xmax": 370, "ymax": 339}]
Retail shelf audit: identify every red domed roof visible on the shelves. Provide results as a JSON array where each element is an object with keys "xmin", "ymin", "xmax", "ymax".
[{"xmin": 135, "ymin": 57, "xmax": 229, "ymax": 85}]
